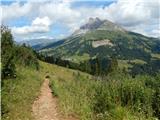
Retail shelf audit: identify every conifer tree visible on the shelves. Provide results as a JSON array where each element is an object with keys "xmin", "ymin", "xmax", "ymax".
[{"xmin": 1, "ymin": 26, "xmax": 16, "ymax": 79}]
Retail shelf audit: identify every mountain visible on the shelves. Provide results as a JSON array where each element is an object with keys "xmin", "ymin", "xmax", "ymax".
[
  {"xmin": 73, "ymin": 17, "xmax": 125, "ymax": 36},
  {"xmin": 38, "ymin": 39, "xmax": 65, "ymax": 50},
  {"xmin": 40, "ymin": 17, "xmax": 160, "ymax": 74},
  {"xmin": 17, "ymin": 38, "xmax": 57, "ymax": 50}
]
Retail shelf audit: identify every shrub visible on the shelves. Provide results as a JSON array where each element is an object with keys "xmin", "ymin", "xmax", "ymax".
[
  {"xmin": 92, "ymin": 74, "xmax": 156, "ymax": 119},
  {"xmin": 120, "ymin": 79, "xmax": 153, "ymax": 115},
  {"xmin": 1, "ymin": 26, "xmax": 40, "ymax": 79},
  {"xmin": 93, "ymin": 82, "xmax": 115, "ymax": 114},
  {"xmin": 15, "ymin": 45, "xmax": 39, "ymax": 70},
  {"xmin": 1, "ymin": 26, "xmax": 16, "ymax": 79}
]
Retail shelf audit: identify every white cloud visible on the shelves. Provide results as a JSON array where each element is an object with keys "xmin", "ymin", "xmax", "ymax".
[
  {"xmin": 112, "ymin": 0, "xmax": 160, "ymax": 37},
  {"xmin": 1, "ymin": 2, "xmax": 33, "ymax": 22},
  {"xmin": 149, "ymin": 29, "xmax": 160, "ymax": 37},
  {"xmin": 12, "ymin": 25, "xmax": 49, "ymax": 34},
  {"xmin": 38, "ymin": 1, "xmax": 80, "ymax": 27},
  {"xmin": 32, "ymin": 16, "xmax": 51, "ymax": 26},
  {"xmin": 106, "ymin": 0, "xmax": 160, "ymax": 26},
  {"xmin": 23, "ymin": 35, "xmax": 54, "ymax": 40},
  {"xmin": 36, "ymin": 35, "xmax": 54, "ymax": 39},
  {"xmin": 12, "ymin": 16, "xmax": 51, "ymax": 35}
]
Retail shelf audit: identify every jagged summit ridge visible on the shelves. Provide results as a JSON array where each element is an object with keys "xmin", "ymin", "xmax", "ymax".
[
  {"xmin": 80, "ymin": 17, "xmax": 103, "ymax": 30},
  {"xmin": 73, "ymin": 17, "xmax": 126, "ymax": 36}
]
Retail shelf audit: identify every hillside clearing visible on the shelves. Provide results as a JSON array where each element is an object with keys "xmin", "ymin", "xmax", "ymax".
[{"xmin": 92, "ymin": 39, "xmax": 114, "ymax": 48}]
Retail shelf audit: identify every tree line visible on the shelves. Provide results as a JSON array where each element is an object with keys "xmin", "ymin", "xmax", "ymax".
[
  {"xmin": 37, "ymin": 53, "xmax": 118, "ymax": 76},
  {"xmin": 37, "ymin": 52, "xmax": 160, "ymax": 77},
  {"xmin": 1, "ymin": 26, "xmax": 39, "ymax": 79}
]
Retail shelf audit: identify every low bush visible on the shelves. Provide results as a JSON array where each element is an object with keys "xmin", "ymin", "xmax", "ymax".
[{"xmin": 15, "ymin": 45, "xmax": 39, "ymax": 70}]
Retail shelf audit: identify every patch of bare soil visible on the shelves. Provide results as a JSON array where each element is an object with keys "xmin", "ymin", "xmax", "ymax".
[
  {"xmin": 92, "ymin": 39, "xmax": 114, "ymax": 48},
  {"xmin": 32, "ymin": 79, "xmax": 78, "ymax": 120}
]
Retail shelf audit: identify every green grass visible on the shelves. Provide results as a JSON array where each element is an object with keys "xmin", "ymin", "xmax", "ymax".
[
  {"xmin": 49, "ymin": 66, "xmax": 159, "ymax": 120},
  {"xmin": 50, "ymin": 72, "xmax": 95, "ymax": 120},
  {"xmin": 69, "ymin": 53, "xmax": 90, "ymax": 63},
  {"xmin": 2, "ymin": 61, "xmax": 159, "ymax": 120},
  {"xmin": 118, "ymin": 60, "xmax": 133, "ymax": 69},
  {"xmin": 1, "ymin": 64, "xmax": 45, "ymax": 120}
]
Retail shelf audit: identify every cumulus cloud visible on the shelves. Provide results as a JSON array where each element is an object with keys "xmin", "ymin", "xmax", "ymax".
[
  {"xmin": 32, "ymin": 16, "xmax": 51, "ymax": 26},
  {"xmin": 1, "ymin": 2, "xmax": 33, "ymax": 22},
  {"xmin": 106, "ymin": 0, "xmax": 159, "ymax": 26},
  {"xmin": 23, "ymin": 35, "xmax": 54, "ymax": 40},
  {"xmin": 38, "ymin": 1, "xmax": 81, "ymax": 29},
  {"xmin": 12, "ymin": 16, "xmax": 51, "ymax": 35},
  {"xmin": 99, "ymin": 0, "xmax": 160, "ymax": 37}
]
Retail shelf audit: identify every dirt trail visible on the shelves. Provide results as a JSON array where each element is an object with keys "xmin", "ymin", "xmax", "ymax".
[{"xmin": 32, "ymin": 78, "xmax": 78, "ymax": 120}]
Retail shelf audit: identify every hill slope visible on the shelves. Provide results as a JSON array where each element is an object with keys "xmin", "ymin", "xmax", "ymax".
[
  {"xmin": 17, "ymin": 38, "xmax": 57, "ymax": 50},
  {"xmin": 2, "ymin": 60, "xmax": 160, "ymax": 120},
  {"xmin": 40, "ymin": 18, "xmax": 160, "ymax": 62},
  {"xmin": 1, "ymin": 61, "xmax": 89, "ymax": 120},
  {"xmin": 40, "ymin": 18, "xmax": 160, "ymax": 74}
]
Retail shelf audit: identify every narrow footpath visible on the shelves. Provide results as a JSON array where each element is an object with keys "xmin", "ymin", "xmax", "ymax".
[{"xmin": 32, "ymin": 78, "xmax": 78, "ymax": 120}]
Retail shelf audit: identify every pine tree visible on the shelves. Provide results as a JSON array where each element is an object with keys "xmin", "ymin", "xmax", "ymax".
[
  {"xmin": 95, "ymin": 58, "xmax": 101, "ymax": 75},
  {"xmin": 106, "ymin": 56, "xmax": 118, "ymax": 74}
]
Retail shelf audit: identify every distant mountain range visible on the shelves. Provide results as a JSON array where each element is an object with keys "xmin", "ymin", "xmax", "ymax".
[{"xmin": 17, "ymin": 38, "xmax": 57, "ymax": 50}]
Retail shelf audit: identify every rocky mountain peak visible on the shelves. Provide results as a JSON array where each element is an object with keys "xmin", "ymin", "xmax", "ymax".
[
  {"xmin": 80, "ymin": 17, "xmax": 103, "ymax": 30},
  {"xmin": 73, "ymin": 17, "xmax": 126, "ymax": 36},
  {"xmin": 88, "ymin": 17, "xmax": 101, "ymax": 24}
]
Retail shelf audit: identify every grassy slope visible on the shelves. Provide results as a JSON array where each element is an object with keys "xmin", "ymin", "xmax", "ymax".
[
  {"xmin": 40, "ymin": 61, "xmax": 93, "ymax": 119},
  {"xmin": 1, "ymin": 61, "xmax": 90, "ymax": 120},
  {"xmin": 2, "ymin": 61, "xmax": 159, "ymax": 120},
  {"xmin": 2, "ymin": 68, "xmax": 41, "ymax": 120},
  {"xmin": 48, "ymin": 63, "xmax": 158, "ymax": 120},
  {"xmin": 2, "ymin": 63, "xmax": 45, "ymax": 120}
]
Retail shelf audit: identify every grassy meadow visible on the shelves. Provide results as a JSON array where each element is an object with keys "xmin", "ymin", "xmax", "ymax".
[
  {"xmin": 49, "ymin": 67, "xmax": 160, "ymax": 120},
  {"xmin": 1, "ymin": 61, "xmax": 90, "ymax": 120},
  {"xmin": 1, "ymin": 64, "xmax": 45, "ymax": 120},
  {"xmin": 2, "ymin": 60, "xmax": 160, "ymax": 120}
]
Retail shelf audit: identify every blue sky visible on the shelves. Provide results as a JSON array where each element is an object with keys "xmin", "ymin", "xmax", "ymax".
[{"xmin": 1, "ymin": 0, "xmax": 160, "ymax": 41}]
